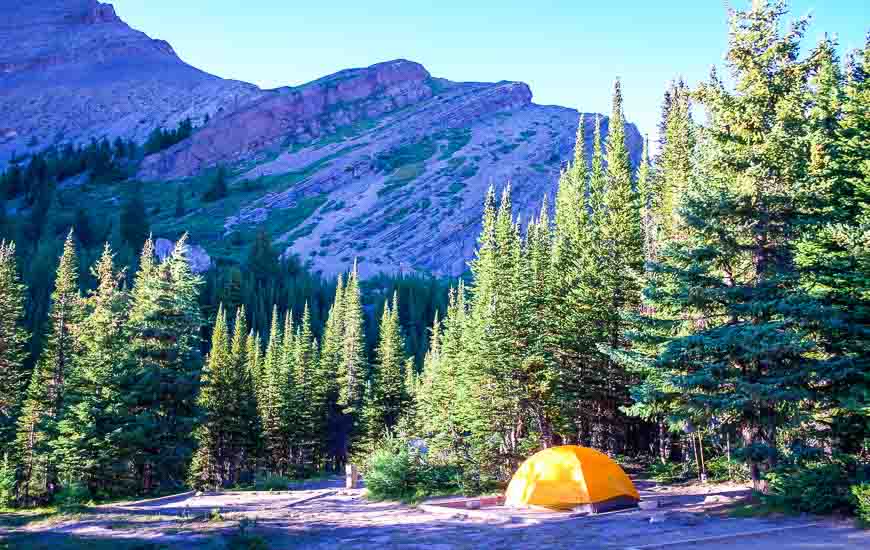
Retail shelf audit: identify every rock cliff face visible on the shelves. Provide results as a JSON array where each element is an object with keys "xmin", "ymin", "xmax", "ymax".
[
  {"xmin": 4, "ymin": 1, "xmax": 645, "ymax": 279},
  {"xmin": 139, "ymin": 60, "xmax": 436, "ymax": 179},
  {"xmin": 140, "ymin": 61, "xmax": 641, "ymax": 278},
  {"xmin": 0, "ymin": 0, "xmax": 262, "ymax": 164}
]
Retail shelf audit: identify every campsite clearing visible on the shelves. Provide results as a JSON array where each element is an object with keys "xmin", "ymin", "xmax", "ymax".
[{"xmin": 1, "ymin": 478, "xmax": 866, "ymax": 549}]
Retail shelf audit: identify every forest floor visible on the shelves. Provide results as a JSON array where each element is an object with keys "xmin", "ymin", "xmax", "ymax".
[{"xmin": 1, "ymin": 477, "xmax": 867, "ymax": 549}]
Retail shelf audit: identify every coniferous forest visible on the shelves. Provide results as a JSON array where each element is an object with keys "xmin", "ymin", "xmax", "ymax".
[{"xmin": 0, "ymin": 1, "xmax": 868, "ymax": 520}]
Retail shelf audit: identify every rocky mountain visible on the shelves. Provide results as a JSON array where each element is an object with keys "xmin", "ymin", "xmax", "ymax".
[
  {"xmin": 0, "ymin": 0, "xmax": 262, "ymax": 165},
  {"xmin": 3, "ymin": 1, "xmax": 644, "ymax": 279}
]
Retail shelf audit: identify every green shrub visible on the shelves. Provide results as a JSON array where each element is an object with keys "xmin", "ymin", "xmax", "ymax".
[
  {"xmin": 647, "ymin": 460, "xmax": 694, "ymax": 483},
  {"xmin": 254, "ymin": 474, "xmax": 292, "ymax": 491},
  {"xmin": 364, "ymin": 445, "xmax": 417, "ymax": 500},
  {"xmin": 0, "ymin": 454, "xmax": 16, "ymax": 507},
  {"xmin": 363, "ymin": 435, "xmax": 462, "ymax": 502},
  {"xmin": 54, "ymin": 481, "xmax": 90, "ymax": 508},
  {"xmin": 705, "ymin": 456, "xmax": 751, "ymax": 483},
  {"xmin": 763, "ymin": 459, "xmax": 865, "ymax": 515},
  {"xmin": 851, "ymin": 483, "xmax": 870, "ymax": 525}
]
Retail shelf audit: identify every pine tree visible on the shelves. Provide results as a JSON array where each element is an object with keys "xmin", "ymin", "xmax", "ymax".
[
  {"xmin": 318, "ymin": 275, "xmax": 345, "ymax": 467},
  {"xmin": 637, "ymin": 136, "xmax": 655, "ymax": 264},
  {"xmin": 293, "ymin": 303, "xmax": 318, "ymax": 470},
  {"xmin": 555, "ymin": 114, "xmax": 589, "ymax": 249},
  {"xmin": 363, "ymin": 293, "xmax": 408, "ymax": 445},
  {"xmin": 15, "ymin": 231, "xmax": 81, "ymax": 503},
  {"xmin": 189, "ymin": 304, "xmax": 231, "ymax": 489},
  {"xmin": 54, "ymin": 243, "xmax": 129, "ymax": 497},
  {"xmin": 258, "ymin": 306, "xmax": 290, "ymax": 474},
  {"xmin": 654, "ymin": 79, "xmax": 695, "ymax": 247},
  {"xmin": 0, "ymin": 241, "xmax": 28, "ymax": 452},
  {"xmin": 795, "ymin": 34, "xmax": 870, "ymax": 453},
  {"xmin": 122, "ymin": 234, "xmax": 204, "ymax": 492},
  {"xmin": 230, "ymin": 308, "xmax": 259, "ymax": 480},
  {"xmin": 619, "ymin": 2, "xmax": 832, "ymax": 491},
  {"xmin": 338, "ymin": 261, "xmax": 366, "ymax": 416}
]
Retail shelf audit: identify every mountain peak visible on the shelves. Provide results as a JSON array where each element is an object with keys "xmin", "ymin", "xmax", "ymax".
[
  {"xmin": 0, "ymin": 0, "xmax": 262, "ymax": 164},
  {"xmin": 73, "ymin": 1, "xmax": 122, "ymax": 25}
]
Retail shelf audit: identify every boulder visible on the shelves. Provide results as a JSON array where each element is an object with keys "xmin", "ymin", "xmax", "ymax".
[{"xmin": 154, "ymin": 238, "xmax": 212, "ymax": 273}]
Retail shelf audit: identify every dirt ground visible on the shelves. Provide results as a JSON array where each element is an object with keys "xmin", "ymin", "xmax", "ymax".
[{"xmin": 1, "ymin": 477, "xmax": 867, "ymax": 549}]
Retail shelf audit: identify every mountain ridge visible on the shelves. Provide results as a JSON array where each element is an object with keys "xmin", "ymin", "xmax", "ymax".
[{"xmin": 1, "ymin": 1, "xmax": 644, "ymax": 279}]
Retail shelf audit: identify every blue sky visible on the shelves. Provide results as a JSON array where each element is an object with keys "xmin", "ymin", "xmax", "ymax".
[{"xmin": 112, "ymin": 1, "xmax": 867, "ymax": 144}]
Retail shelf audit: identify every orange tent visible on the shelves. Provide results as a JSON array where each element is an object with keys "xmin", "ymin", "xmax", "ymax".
[{"xmin": 504, "ymin": 445, "xmax": 640, "ymax": 512}]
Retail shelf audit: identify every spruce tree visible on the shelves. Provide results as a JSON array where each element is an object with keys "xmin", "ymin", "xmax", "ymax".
[
  {"xmin": 122, "ymin": 234, "xmax": 204, "ymax": 492},
  {"xmin": 338, "ymin": 261, "xmax": 366, "ymax": 416},
  {"xmin": 54, "ymin": 243, "xmax": 129, "ymax": 496},
  {"xmin": 0, "ymin": 241, "xmax": 28, "ymax": 452},
  {"xmin": 654, "ymin": 79, "xmax": 694, "ymax": 247},
  {"xmin": 618, "ymin": 2, "xmax": 831, "ymax": 491},
  {"xmin": 318, "ymin": 275, "xmax": 345, "ymax": 468},
  {"xmin": 258, "ymin": 306, "xmax": 290, "ymax": 474},
  {"xmin": 189, "ymin": 304, "xmax": 231, "ymax": 489},
  {"xmin": 230, "ymin": 307, "xmax": 259, "ymax": 481},
  {"xmin": 293, "ymin": 303, "xmax": 318, "ymax": 469},
  {"xmin": 795, "ymin": 34, "xmax": 870, "ymax": 453},
  {"xmin": 363, "ymin": 293, "xmax": 408, "ymax": 445},
  {"xmin": 15, "ymin": 231, "xmax": 81, "ymax": 503}
]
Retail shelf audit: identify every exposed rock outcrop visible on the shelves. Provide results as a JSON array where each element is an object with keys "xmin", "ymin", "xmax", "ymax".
[
  {"xmin": 154, "ymin": 238, "xmax": 212, "ymax": 273},
  {"xmin": 139, "ymin": 60, "xmax": 436, "ymax": 179}
]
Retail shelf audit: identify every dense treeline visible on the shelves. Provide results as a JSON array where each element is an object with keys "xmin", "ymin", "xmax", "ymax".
[
  {"xmin": 0, "ymin": 0, "xmax": 866, "ymax": 514},
  {"xmin": 405, "ymin": 1, "xmax": 869, "ymax": 501},
  {"xmin": 143, "ymin": 118, "xmax": 195, "ymax": 156},
  {"xmin": 0, "ymin": 228, "xmax": 439, "ymax": 503}
]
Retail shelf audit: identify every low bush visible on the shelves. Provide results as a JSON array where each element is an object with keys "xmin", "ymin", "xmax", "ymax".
[
  {"xmin": 363, "ymin": 434, "xmax": 462, "ymax": 503},
  {"xmin": 763, "ymin": 457, "xmax": 868, "ymax": 516},
  {"xmin": 54, "ymin": 482, "xmax": 90, "ymax": 508},
  {"xmin": 647, "ymin": 460, "xmax": 694, "ymax": 483},
  {"xmin": 705, "ymin": 456, "xmax": 751, "ymax": 483},
  {"xmin": 0, "ymin": 454, "xmax": 15, "ymax": 507},
  {"xmin": 254, "ymin": 474, "xmax": 292, "ymax": 491},
  {"xmin": 851, "ymin": 483, "xmax": 870, "ymax": 525}
]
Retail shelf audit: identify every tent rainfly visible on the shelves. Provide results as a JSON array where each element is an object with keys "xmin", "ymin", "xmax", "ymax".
[{"xmin": 505, "ymin": 445, "xmax": 640, "ymax": 513}]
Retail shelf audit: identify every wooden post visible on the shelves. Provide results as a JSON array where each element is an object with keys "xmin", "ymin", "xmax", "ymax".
[
  {"xmin": 345, "ymin": 463, "xmax": 359, "ymax": 489},
  {"xmin": 727, "ymin": 432, "xmax": 733, "ymax": 481},
  {"xmin": 697, "ymin": 432, "xmax": 707, "ymax": 483}
]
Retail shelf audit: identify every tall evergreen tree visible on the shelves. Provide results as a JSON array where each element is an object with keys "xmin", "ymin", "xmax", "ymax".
[
  {"xmin": 121, "ymin": 235, "xmax": 204, "ymax": 492},
  {"xmin": 338, "ymin": 261, "xmax": 366, "ymax": 416},
  {"xmin": 319, "ymin": 275, "xmax": 346, "ymax": 467},
  {"xmin": 15, "ymin": 231, "xmax": 81, "ymax": 502},
  {"xmin": 258, "ymin": 306, "xmax": 291, "ymax": 474},
  {"xmin": 54, "ymin": 243, "xmax": 129, "ymax": 496},
  {"xmin": 795, "ymin": 34, "xmax": 870, "ymax": 453},
  {"xmin": 0, "ymin": 241, "xmax": 28, "ymax": 452},
  {"xmin": 189, "ymin": 305, "xmax": 231, "ymax": 489},
  {"xmin": 363, "ymin": 293, "xmax": 408, "ymax": 444},
  {"xmin": 293, "ymin": 303, "xmax": 319, "ymax": 469},
  {"xmin": 615, "ymin": 1, "xmax": 836, "ymax": 491}
]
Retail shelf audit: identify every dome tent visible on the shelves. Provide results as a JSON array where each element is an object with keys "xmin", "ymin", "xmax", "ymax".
[{"xmin": 505, "ymin": 445, "xmax": 640, "ymax": 512}]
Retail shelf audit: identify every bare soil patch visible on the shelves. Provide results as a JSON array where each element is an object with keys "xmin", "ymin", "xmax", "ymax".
[{"xmin": 1, "ymin": 477, "xmax": 866, "ymax": 549}]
